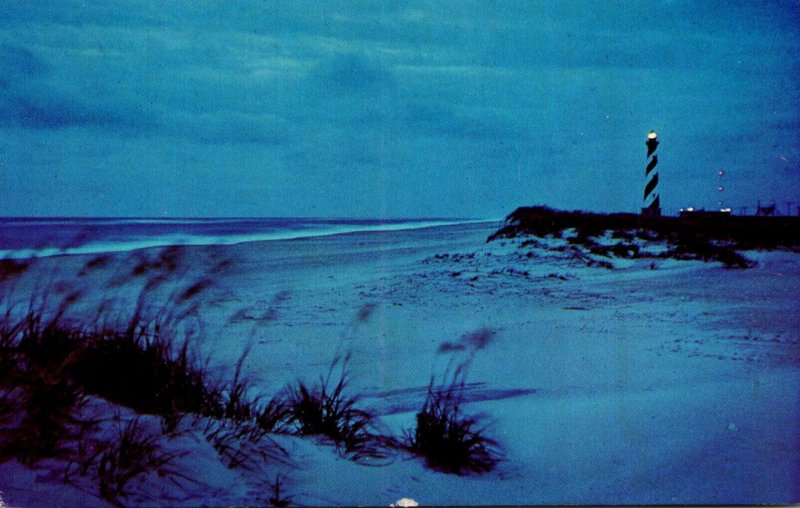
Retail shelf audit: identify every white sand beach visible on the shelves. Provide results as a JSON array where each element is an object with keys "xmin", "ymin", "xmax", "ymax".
[{"xmin": 1, "ymin": 221, "xmax": 798, "ymax": 506}]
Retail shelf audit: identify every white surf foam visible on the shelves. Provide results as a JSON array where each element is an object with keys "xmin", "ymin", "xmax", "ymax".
[{"xmin": 0, "ymin": 219, "xmax": 492, "ymax": 259}]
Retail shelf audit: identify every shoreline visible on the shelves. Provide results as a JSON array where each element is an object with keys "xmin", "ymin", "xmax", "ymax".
[{"xmin": 0, "ymin": 218, "xmax": 499, "ymax": 260}]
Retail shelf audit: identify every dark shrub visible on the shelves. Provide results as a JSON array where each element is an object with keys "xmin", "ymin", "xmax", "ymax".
[
  {"xmin": 665, "ymin": 235, "xmax": 754, "ymax": 268},
  {"xmin": 0, "ymin": 259, "xmax": 29, "ymax": 282},
  {"xmin": 69, "ymin": 324, "xmax": 214, "ymax": 419},
  {"xmin": 287, "ymin": 356, "xmax": 379, "ymax": 459},
  {"xmin": 407, "ymin": 363, "xmax": 501, "ymax": 475},
  {"xmin": 610, "ymin": 242, "xmax": 640, "ymax": 258},
  {"xmin": 12, "ymin": 376, "xmax": 85, "ymax": 464}
]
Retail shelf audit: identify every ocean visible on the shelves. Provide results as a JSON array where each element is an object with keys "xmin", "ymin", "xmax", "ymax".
[{"xmin": 0, "ymin": 217, "xmax": 477, "ymax": 259}]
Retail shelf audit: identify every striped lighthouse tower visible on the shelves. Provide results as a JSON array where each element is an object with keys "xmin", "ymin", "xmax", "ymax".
[{"xmin": 642, "ymin": 130, "xmax": 661, "ymax": 217}]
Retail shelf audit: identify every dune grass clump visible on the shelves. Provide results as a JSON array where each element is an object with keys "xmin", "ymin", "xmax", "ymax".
[
  {"xmin": 0, "ymin": 293, "xmax": 97, "ymax": 465},
  {"xmin": 96, "ymin": 417, "xmax": 186, "ymax": 505},
  {"xmin": 0, "ymin": 279, "xmax": 270, "ymax": 460},
  {"xmin": 0, "ymin": 362, "xmax": 94, "ymax": 468},
  {"xmin": 9, "ymin": 295, "xmax": 217, "ymax": 429},
  {"xmin": 287, "ymin": 354, "xmax": 380, "ymax": 459},
  {"xmin": 201, "ymin": 346, "xmax": 291, "ymax": 470},
  {"xmin": 254, "ymin": 396, "xmax": 292, "ymax": 433},
  {"xmin": 11, "ymin": 377, "xmax": 90, "ymax": 465},
  {"xmin": 69, "ymin": 320, "xmax": 214, "ymax": 421},
  {"xmin": 0, "ymin": 287, "xmax": 294, "ymax": 503},
  {"xmin": 7, "ymin": 289, "xmax": 292, "ymax": 430},
  {"xmin": 0, "ymin": 259, "xmax": 29, "ymax": 282},
  {"xmin": 410, "ymin": 386, "xmax": 498, "ymax": 474},
  {"xmin": 664, "ymin": 235, "xmax": 754, "ymax": 269},
  {"xmin": 406, "ymin": 361, "xmax": 500, "ymax": 475},
  {"xmin": 0, "ymin": 255, "xmax": 313, "ymax": 502}
]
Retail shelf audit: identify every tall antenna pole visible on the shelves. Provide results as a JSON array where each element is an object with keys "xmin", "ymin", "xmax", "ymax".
[{"xmin": 642, "ymin": 130, "xmax": 661, "ymax": 217}]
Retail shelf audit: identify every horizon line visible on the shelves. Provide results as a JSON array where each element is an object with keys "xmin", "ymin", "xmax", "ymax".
[{"xmin": 0, "ymin": 215, "xmax": 492, "ymax": 222}]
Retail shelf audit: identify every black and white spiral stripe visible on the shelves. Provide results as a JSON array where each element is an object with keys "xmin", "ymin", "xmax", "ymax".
[{"xmin": 644, "ymin": 135, "xmax": 660, "ymax": 212}]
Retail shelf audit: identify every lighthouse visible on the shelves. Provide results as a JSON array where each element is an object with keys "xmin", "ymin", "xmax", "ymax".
[{"xmin": 642, "ymin": 130, "xmax": 661, "ymax": 217}]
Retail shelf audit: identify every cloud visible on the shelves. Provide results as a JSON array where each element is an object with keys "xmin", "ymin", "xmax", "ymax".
[
  {"xmin": 299, "ymin": 53, "xmax": 525, "ymax": 142},
  {"xmin": 398, "ymin": 102, "xmax": 525, "ymax": 141},
  {"xmin": 311, "ymin": 53, "xmax": 396, "ymax": 95},
  {"xmin": 0, "ymin": 42, "xmax": 154, "ymax": 131},
  {"xmin": 0, "ymin": 37, "xmax": 292, "ymax": 142},
  {"xmin": 167, "ymin": 111, "xmax": 294, "ymax": 145},
  {"xmin": 0, "ymin": 92, "xmax": 128, "ymax": 130},
  {"xmin": 0, "ymin": 2, "xmax": 798, "ymax": 217},
  {"xmin": 0, "ymin": 43, "xmax": 48, "ymax": 81}
]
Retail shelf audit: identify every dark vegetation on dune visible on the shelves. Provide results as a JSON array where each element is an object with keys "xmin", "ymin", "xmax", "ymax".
[
  {"xmin": 488, "ymin": 206, "xmax": 800, "ymax": 269},
  {"xmin": 287, "ymin": 353, "xmax": 385, "ymax": 460},
  {"xmin": 406, "ymin": 328, "xmax": 502, "ymax": 474},
  {"xmin": 405, "ymin": 361, "xmax": 501, "ymax": 474},
  {"xmin": 0, "ymin": 248, "xmax": 502, "ymax": 505}
]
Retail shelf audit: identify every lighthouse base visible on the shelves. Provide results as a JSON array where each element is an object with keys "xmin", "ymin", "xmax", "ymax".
[{"xmin": 641, "ymin": 207, "xmax": 662, "ymax": 218}]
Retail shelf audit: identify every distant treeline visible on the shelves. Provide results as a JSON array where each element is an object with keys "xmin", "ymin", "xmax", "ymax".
[{"xmin": 489, "ymin": 206, "xmax": 800, "ymax": 250}]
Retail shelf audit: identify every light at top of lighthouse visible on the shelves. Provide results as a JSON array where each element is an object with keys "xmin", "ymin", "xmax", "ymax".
[{"xmin": 647, "ymin": 131, "xmax": 658, "ymax": 140}]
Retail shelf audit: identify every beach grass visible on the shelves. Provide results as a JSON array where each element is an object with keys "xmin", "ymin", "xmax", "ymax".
[
  {"xmin": 0, "ymin": 232, "xmax": 523, "ymax": 505},
  {"xmin": 96, "ymin": 417, "xmax": 187, "ymax": 505},
  {"xmin": 0, "ymin": 264, "xmax": 502, "ymax": 504},
  {"xmin": 0, "ymin": 281, "xmax": 295, "ymax": 501},
  {"xmin": 286, "ymin": 354, "xmax": 383, "ymax": 460},
  {"xmin": 406, "ymin": 359, "xmax": 501, "ymax": 475}
]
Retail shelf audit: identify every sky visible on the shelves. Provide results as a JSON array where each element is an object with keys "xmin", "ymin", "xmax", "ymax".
[{"xmin": 1, "ymin": 1, "xmax": 798, "ymax": 218}]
